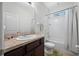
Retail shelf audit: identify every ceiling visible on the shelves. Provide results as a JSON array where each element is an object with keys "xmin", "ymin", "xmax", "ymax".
[
  {"xmin": 42, "ymin": 2, "xmax": 77, "ymax": 12},
  {"xmin": 17, "ymin": 2, "xmax": 77, "ymax": 13},
  {"xmin": 44, "ymin": 2, "xmax": 59, "ymax": 7}
]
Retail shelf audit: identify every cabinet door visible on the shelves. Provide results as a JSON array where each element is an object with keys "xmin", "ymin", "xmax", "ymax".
[
  {"xmin": 25, "ymin": 51, "xmax": 35, "ymax": 56},
  {"xmin": 26, "ymin": 40, "xmax": 40, "ymax": 52},
  {"xmin": 34, "ymin": 44, "xmax": 44, "ymax": 56},
  {"xmin": 4, "ymin": 46, "xmax": 25, "ymax": 56}
]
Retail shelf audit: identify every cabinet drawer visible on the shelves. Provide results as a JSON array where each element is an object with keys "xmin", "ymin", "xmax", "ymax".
[
  {"xmin": 26, "ymin": 40, "xmax": 40, "ymax": 51},
  {"xmin": 40, "ymin": 37, "xmax": 44, "ymax": 44}
]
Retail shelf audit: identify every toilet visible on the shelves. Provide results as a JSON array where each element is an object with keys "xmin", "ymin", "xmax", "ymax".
[{"xmin": 45, "ymin": 41, "xmax": 55, "ymax": 54}]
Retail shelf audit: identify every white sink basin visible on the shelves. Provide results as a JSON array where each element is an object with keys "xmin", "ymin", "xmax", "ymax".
[{"xmin": 16, "ymin": 35, "xmax": 36, "ymax": 40}]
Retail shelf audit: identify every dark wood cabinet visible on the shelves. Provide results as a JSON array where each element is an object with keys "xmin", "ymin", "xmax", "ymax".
[
  {"xmin": 34, "ymin": 44, "xmax": 44, "ymax": 56},
  {"xmin": 4, "ymin": 38, "xmax": 44, "ymax": 56},
  {"xmin": 4, "ymin": 46, "xmax": 26, "ymax": 56},
  {"xmin": 25, "ymin": 51, "xmax": 35, "ymax": 56},
  {"xmin": 26, "ymin": 39, "xmax": 40, "ymax": 52}
]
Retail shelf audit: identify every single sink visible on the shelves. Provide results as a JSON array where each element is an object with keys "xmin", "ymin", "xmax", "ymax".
[{"xmin": 16, "ymin": 35, "xmax": 36, "ymax": 40}]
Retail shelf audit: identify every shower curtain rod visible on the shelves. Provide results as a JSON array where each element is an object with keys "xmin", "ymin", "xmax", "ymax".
[{"xmin": 45, "ymin": 5, "xmax": 78, "ymax": 16}]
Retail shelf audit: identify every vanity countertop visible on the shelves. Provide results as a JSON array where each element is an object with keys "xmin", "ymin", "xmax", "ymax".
[{"xmin": 4, "ymin": 34, "xmax": 44, "ymax": 53}]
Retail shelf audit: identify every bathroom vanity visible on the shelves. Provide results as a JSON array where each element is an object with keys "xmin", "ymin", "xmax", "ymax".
[{"xmin": 4, "ymin": 34, "xmax": 44, "ymax": 56}]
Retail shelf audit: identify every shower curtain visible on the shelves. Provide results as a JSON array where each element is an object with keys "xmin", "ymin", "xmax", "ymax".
[{"xmin": 68, "ymin": 7, "xmax": 79, "ymax": 53}]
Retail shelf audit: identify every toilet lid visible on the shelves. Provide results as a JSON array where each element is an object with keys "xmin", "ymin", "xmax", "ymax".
[{"xmin": 45, "ymin": 42, "xmax": 55, "ymax": 47}]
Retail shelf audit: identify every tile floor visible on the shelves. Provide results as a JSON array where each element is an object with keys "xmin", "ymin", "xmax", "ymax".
[{"xmin": 45, "ymin": 48, "xmax": 75, "ymax": 56}]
